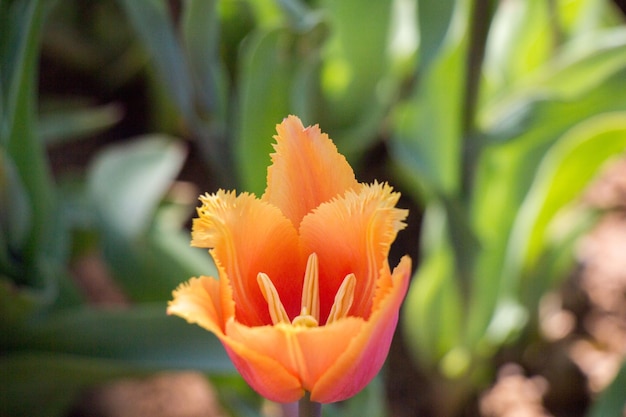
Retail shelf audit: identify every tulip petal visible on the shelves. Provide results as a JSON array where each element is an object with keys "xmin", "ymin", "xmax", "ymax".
[
  {"xmin": 220, "ymin": 324, "xmax": 306, "ymax": 403},
  {"xmin": 191, "ymin": 190, "xmax": 302, "ymax": 326},
  {"xmin": 299, "ymin": 182, "xmax": 408, "ymax": 322},
  {"xmin": 310, "ymin": 256, "xmax": 412, "ymax": 403},
  {"xmin": 262, "ymin": 115, "xmax": 360, "ymax": 227},
  {"xmin": 167, "ymin": 275, "xmax": 228, "ymax": 333},
  {"xmin": 168, "ymin": 276, "xmax": 304, "ymax": 402},
  {"xmin": 226, "ymin": 316, "xmax": 365, "ymax": 401}
]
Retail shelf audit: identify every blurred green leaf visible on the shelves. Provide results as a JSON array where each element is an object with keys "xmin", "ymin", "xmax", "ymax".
[
  {"xmin": 0, "ymin": 353, "xmax": 138, "ymax": 417},
  {"xmin": 88, "ymin": 135, "xmax": 186, "ymax": 238},
  {"xmin": 482, "ymin": 28, "xmax": 626, "ymax": 128},
  {"xmin": 488, "ymin": 112, "xmax": 626, "ymax": 316},
  {"xmin": 317, "ymin": 0, "xmax": 394, "ymax": 153},
  {"xmin": 211, "ymin": 374, "xmax": 264, "ymax": 417},
  {"xmin": 0, "ymin": 278, "xmax": 41, "ymax": 332},
  {"xmin": 0, "ymin": 0, "xmax": 80, "ymax": 313},
  {"xmin": 86, "ymin": 135, "xmax": 214, "ymax": 302},
  {"xmin": 236, "ymin": 27, "xmax": 299, "ymax": 194},
  {"xmin": 532, "ymin": 28, "xmax": 626, "ymax": 99},
  {"xmin": 181, "ymin": 0, "xmax": 228, "ymax": 125},
  {"xmin": 118, "ymin": 0, "xmax": 233, "ymax": 185},
  {"xmin": 392, "ymin": 0, "xmax": 468, "ymax": 199},
  {"xmin": 560, "ymin": 0, "xmax": 621, "ymax": 37},
  {"xmin": 180, "ymin": 0, "xmax": 236, "ymax": 186},
  {"xmin": 0, "ymin": 139, "xmax": 80, "ymax": 316},
  {"xmin": 475, "ymin": 64, "xmax": 626, "ymax": 268},
  {"xmin": 416, "ymin": 0, "xmax": 456, "ymax": 69},
  {"xmin": 482, "ymin": 2, "xmax": 623, "ymax": 106},
  {"xmin": 1, "ymin": 0, "xmax": 56, "ymax": 271},
  {"xmin": 1, "ymin": 0, "xmax": 45, "ymax": 144},
  {"xmin": 39, "ymin": 102, "xmax": 123, "ymax": 146},
  {"xmin": 400, "ymin": 1, "xmax": 626, "ymax": 388},
  {"xmin": 8, "ymin": 303, "xmax": 233, "ymax": 371},
  {"xmin": 2, "ymin": 303, "xmax": 235, "ymax": 417},
  {"xmin": 468, "ymin": 89, "xmax": 626, "ymax": 349},
  {"xmin": 323, "ymin": 376, "xmax": 388, "ymax": 417},
  {"xmin": 402, "ymin": 204, "xmax": 463, "ymax": 369},
  {"xmin": 482, "ymin": 0, "xmax": 553, "ymax": 101},
  {"xmin": 218, "ymin": 0, "xmax": 255, "ymax": 74},
  {"xmin": 403, "ymin": 249, "xmax": 465, "ymax": 374},
  {"xmin": 117, "ymin": 0, "xmax": 194, "ymax": 119},
  {"xmin": 100, "ymin": 226, "xmax": 218, "ymax": 303},
  {"xmin": 508, "ymin": 111, "xmax": 626, "ymax": 282},
  {"xmin": 0, "ymin": 148, "xmax": 32, "ymax": 273},
  {"xmin": 518, "ymin": 204, "xmax": 597, "ymax": 314},
  {"xmin": 342, "ymin": 376, "xmax": 388, "ymax": 417},
  {"xmin": 247, "ymin": 0, "xmax": 283, "ymax": 28}
]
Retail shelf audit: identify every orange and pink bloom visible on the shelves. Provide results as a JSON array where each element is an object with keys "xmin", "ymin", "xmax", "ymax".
[{"xmin": 168, "ymin": 115, "xmax": 411, "ymax": 403}]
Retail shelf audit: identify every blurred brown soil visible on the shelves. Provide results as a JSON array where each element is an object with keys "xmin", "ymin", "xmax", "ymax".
[{"xmin": 67, "ymin": 372, "xmax": 225, "ymax": 417}]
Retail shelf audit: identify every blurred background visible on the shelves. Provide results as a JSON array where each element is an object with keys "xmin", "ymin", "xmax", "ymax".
[{"xmin": 2, "ymin": 0, "xmax": 626, "ymax": 416}]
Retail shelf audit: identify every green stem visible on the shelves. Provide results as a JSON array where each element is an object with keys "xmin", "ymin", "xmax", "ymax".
[
  {"xmin": 299, "ymin": 392, "xmax": 322, "ymax": 417},
  {"xmin": 460, "ymin": 0, "xmax": 496, "ymax": 199}
]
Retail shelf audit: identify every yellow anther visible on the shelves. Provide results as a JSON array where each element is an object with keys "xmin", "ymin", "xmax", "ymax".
[
  {"xmin": 326, "ymin": 273, "xmax": 356, "ymax": 324},
  {"xmin": 257, "ymin": 272, "xmax": 290, "ymax": 325}
]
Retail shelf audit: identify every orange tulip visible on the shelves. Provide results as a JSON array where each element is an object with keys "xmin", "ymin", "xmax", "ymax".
[{"xmin": 168, "ymin": 115, "xmax": 411, "ymax": 403}]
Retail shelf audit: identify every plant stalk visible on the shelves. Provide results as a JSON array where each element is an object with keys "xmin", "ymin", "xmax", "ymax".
[
  {"xmin": 299, "ymin": 392, "xmax": 321, "ymax": 417},
  {"xmin": 460, "ymin": 0, "xmax": 496, "ymax": 199}
]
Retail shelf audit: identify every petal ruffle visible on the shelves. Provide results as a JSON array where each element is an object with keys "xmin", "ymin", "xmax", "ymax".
[
  {"xmin": 262, "ymin": 116, "xmax": 360, "ymax": 228},
  {"xmin": 310, "ymin": 256, "xmax": 412, "ymax": 403},
  {"xmin": 167, "ymin": 275, "xmax": 229, "ymax": 333},
  {"xmin": 299, "ymin": 182, "xmax": 408, "ymax": 322},
  {"xmin": 192, "ymin": 190, "xmax": 303, "ymax": 326}
]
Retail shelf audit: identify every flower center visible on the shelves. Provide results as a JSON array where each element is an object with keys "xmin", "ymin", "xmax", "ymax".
[{"xmin": 257, "ymin": 253, "xmax": 356, "ymax": 327}]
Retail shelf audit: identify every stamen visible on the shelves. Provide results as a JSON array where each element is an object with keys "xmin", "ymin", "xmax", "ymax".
[
  {"xmin": 301, "ymin": 253, "xmax": 320, "ymax": 323},
  {"xmin": 258, "ymin": 255, "xmax": 356, "ymax": 328},
  {"xmin": 257, "ymin": 273, "xmax": 290, "ymax": 325},
  {"xmin": 326, "ymin": 273, "xmax": 356, "ymax": 324}
]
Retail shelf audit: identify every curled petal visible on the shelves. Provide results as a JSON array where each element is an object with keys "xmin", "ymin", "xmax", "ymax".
[
  {"xmin": 310, "ymin": 256, "xmax": 412, "ymax": 403},
  {"xmin": 262, "ymin": 116, "xmax": 360, "ymax": 227},
  {"xmin": 191, "ymin": 191, "xmax": 302, "ymax": 326},
  {"xmin": 167, "ymin": 275, "xmax": 230, "ymax": 334},
  {"xmin": 299, "ymin": 182, "xmax": 408, "ymax": 322}
]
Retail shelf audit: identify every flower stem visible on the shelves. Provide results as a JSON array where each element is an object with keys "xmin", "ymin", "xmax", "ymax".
[{"xmin": 299, "ymin": 392, "xmax": 321, "ymax": 417}]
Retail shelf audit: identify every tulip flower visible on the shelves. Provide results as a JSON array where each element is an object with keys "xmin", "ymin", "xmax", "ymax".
[{"xmin": 168, "ymin": 115, "xmax": 411, "ymax": 406}]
